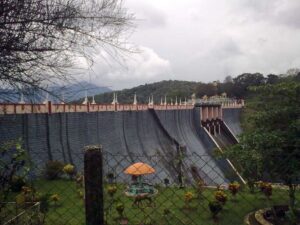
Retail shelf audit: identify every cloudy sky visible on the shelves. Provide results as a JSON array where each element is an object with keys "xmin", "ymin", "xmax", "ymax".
[{"xmin": 87, "ymin": 0, "xmax": 300, "ymax": 90}]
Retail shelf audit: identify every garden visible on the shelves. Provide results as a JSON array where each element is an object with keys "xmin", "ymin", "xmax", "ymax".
[{"xmin": 1, "ymin": 149, "xmax": 300, "ymax": 225}]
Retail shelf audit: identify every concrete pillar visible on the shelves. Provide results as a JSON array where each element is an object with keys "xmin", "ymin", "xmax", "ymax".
[
  {"xmin": 200, "ymin": 106, "xmax": 203, "ymax": 121},
  {"xmin": 219, "ymin": 106, "xmax": 223, "ymax": 120},
  {"xmin": 208, "ymin": 107, "xmax": 213, "ymax": 120}
]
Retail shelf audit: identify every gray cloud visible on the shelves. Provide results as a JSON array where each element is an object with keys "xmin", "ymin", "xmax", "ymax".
[
  {"xmin": 81, "ymin": 0, "xmax": 300, "ymax": 89},
  {"xmin": 88, "ymin": 46, "xmax": 172, "ymax": 90},
  {"xmin": 234, "ymin": 0, "xmax": 300, "ymax": 29},
  {"xmin": 127, "ymin": 0, "xmax": 167, "ymax": 29}
]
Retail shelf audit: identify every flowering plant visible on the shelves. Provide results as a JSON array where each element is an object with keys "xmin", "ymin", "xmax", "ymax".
[
  {"xmin": 107, "ymin": 185, "xmax": 117, "ymax": 197},
  {"xmin": 184, "ymin": 191, "xmax": 194, "ymax": 203},
  {"xmin": 63, "ymin": 164, "xmax": 75, "ymax": 178},
  {"xmin": 214, "ymin": 190, "xmax": 227, "ymax": 204},
  {"xmin": 259, "ymin": 182, "xmax": 272, "ymax": 198},
  {"xmin": 228, "ymin": 182, "xmax": 240, "ymax": 196}
]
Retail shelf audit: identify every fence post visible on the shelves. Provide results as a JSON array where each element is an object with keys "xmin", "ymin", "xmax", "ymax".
[{"xmin": 84, "ymin": 145, "xmax": 104, "ymax": 225}]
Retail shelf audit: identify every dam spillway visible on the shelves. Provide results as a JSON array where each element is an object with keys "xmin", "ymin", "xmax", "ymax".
[{"xmin": 0, "ymin": 106, "xmax": 243, "ymax": 185}]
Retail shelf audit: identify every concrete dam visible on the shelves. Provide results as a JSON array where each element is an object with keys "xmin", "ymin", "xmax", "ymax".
[{"xmin": 0, "ymin": 103, "xmax": 243, "ymax": 186}]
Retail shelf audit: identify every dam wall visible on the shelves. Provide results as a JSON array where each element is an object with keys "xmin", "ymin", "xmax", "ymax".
[
  {"xmin": 222, "ymin": 108, "xmax": 243, "ymax": 137},
  {"xmin": 0, "ymin": 107, "xmax": 243, "ymax": 185}
]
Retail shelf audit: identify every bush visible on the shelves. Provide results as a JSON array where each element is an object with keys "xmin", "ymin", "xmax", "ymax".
[
  {"xmin": 259, "ymin": 182, "xmax": 272, "ymax": 198},
  {"xmin": 39, "ymin": 193, "xmax": 50, "ymax": 213},
  {"xmin": 184, "ymin": 191, "xmax": 194, "ymax": 203},
  {"xmin": 44, "ymin": 161, "xmax": 64, "ymax": 180},
  {"xmin": 184, "ymin": 191, "xmax": 194, "ymax": 209},
  {"xmin": 163, "ymin": 178, "xmax": 170, "ymax": 187},
  {"xmin": 116, "ymin": 202, "xmax": 125, "ymax": 218},
  {"xmin": 63, "ymin": 164, "xmax": 75, "ymax": 179},
  {"xmin": 214, "ymin": 190, "xmax": 227, "ymax": 204},
  {"xmin": 10, "ymin": 176, "xmax": 26, "ymax": 192},
  {"xmin": 228, "ymin": 182, "xmax": 240, "ymax": 196},
  {"xmin": 106, "ymin": 172, "xmax": 115, "ymax": 184},
  {"xmin": 196, "ymin": 180, "xmax": 205, "ymax": 197},
  {"xmin": 107, "ymin": 185, "xmax": 117, "ymax": 197},
  {"xmin": 163, "ymin": 208, "xmax": 171, "ymax": 216},
  {"xmin": 208, "ymin": 201, "xmax": 223, "ymax": 218}
]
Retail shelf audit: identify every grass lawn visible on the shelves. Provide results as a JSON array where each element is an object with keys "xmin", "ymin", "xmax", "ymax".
[{"xmin": 3, "ymin": 179, "xmax": 300, "ymax": 225}]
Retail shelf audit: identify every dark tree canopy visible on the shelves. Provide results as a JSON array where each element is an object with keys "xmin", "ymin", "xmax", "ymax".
[
  {"xmin": 224, "ymin": 81, "xmax": 300, "ymax": 211},
  {"xmin": 0, "ymin": 0, "xmax": 133, "ymax": 93}
]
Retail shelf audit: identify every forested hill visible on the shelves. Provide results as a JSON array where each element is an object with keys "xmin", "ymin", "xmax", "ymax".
[
  {"xmin": 83, "ymin": 72, "xmax": 300, "ymax": 104},
  {"xmin": 93, "ymin": 80, "xmax": 199, "ymax": 104}
]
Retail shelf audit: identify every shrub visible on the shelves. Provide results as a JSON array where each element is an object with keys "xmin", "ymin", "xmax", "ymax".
[
  {"xmin": 116, "ymin": 202, "xmax": 125, "ymax": 218},
  {"xmin": 50, "ymin": 194, "xmax": 60, "ymax": 207},
  {"xmin": 196, "ymin": 180, "xmax": 205, "ymax": 197},
  {"xmin": 214, "ymin": 190, "xmax": 227, "ymax": 204},
  {"xmin": 163, "ymin": 178, "xmax": 170, "ymax": 187},
  {"xmin": 10, "ymin": 176, "xmax": 26, "ymax": 192},
  {"xmin": 107, "ymin": 185, "xmax": 117, "ymax": 197},
  {"xmin": 144, "ymin": 218, "xmax": 155, "ymax": 225},
  {"xmin": 163, "ymin": 208, "xmax": 171, "ymax": 216},
  {"xmin": 63, "ymin": 164, "xmax": 75, "ymax": 178},
  {"xmin": 184, "ymin": 191, "xmax": 194, "ymax": 209},
  {"xmin": 75, "ymin": 173, "xmax": 84, "ymax": 187},
  {"xmin": 228, "ymin": 182, "xmax": 240, "ymax": 196},
  {"xmin": 44, "ymin": 161, "xmax": 64, "ymax": 180},
  {"xmin": 259, "ymin": 182, "xmax": 272, "ymax": 198},
  {"xmin": 39, "ymin": 193, "xmax": 50, "ymax": 213},
  {"xmin": 50, "ymin": 194, "xmax": 60, "ymax": 202},
  {"xmin": 184, "ymin": 191, "xmax": 194, "ymax": 202},
  {"xmin": 208, "ymin": 201, "xmax": 223, "ymax": 219},
  {"xmin": 77, "ymin": 189, "xmax": 84, "ymax": 199},
  {"xmin": 106, "ymin": 172, "xmax": 115, "ymax": 184}
]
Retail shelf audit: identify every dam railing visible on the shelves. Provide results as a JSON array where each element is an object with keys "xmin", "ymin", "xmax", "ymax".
[
  {"xmin": 0, "ymin": 100, "xmax": 243, "ymax": 114},
  {"xmin": 0, "ymin": 102, "xmax": 194, "ymax": 114}
]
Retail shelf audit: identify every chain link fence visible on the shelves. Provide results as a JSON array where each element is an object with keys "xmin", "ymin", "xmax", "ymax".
[{"xmin": 1, "ymin": 142, "xmax": 299, "ymax": 225}]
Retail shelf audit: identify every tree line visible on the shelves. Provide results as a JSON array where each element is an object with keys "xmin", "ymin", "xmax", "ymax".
[{"xmin": 89, "ymin": 71, "xmax": 300, "ymax": 104}]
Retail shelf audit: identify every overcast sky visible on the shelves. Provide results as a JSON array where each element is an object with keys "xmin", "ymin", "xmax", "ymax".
[{"xmin": 86, "ymin": 0, "xmax": 300, "ymax": 90}]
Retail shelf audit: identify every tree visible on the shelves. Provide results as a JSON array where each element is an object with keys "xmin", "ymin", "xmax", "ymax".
[
  {"xmin": 223, "ymin": 75, "xmax": 233, "ymax": 83},
  {"xmin": 286, "ymin": 68, "xmax": 300, "ymax": 77},
  {"xmin": 232, "ymin": 73, "xmax": 265, "ymax": 98},
  {"xmin": 0, "ymin": 140, "xmax": 29, "ymax": 213},
  {"xmin": 266, "ymin": 74, "xmax": 279, "ymax": 84},
  {"xmin": 224, "ymin": 81, "xmax": 300, "ymax": 215},
  {"xmin": 0, "ymin": 0, "xmax": 133, "ymax": 94}
]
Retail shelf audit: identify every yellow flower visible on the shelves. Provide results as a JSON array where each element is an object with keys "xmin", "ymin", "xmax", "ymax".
[
  {"xmin": 214, "ymin": 190, "xmax": 227, "ymax": 203},
  {"xmin": 107, "ymin": 185, "xmax": 117, "ymax": 197},
  {"xmin": 50, "ymin": 194, "xmax": 60, "ymax": 202},
  {"xmin": 184, "ymin": 192, "xmax": 194, "ymax": 202},
  {"xmin": 63, "ymin": 164, "xmax": 75, "ymax": 175}
]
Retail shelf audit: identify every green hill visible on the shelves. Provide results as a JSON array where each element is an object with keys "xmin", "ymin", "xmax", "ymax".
[
  {"xmin": 79, "ymin": 73, "xmax": 299, "ymax": 104},
  {"xmin": 92, "ymin": 80, "xmax": 199, "ymax": 104}
]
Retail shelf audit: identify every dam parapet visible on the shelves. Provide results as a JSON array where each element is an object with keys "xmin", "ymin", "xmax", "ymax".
[
  {"xmin": 0, "ymin": 102, "xmax": 194, "ymax": 114},
  {"xmin": 0, "ymin": 99, "xmax": 243, "ymax": 115}
]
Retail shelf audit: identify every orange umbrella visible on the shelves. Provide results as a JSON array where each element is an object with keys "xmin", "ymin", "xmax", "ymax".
[{"xmin": 124, "ymin": 162, "xmax": 155, "ymax": 175}]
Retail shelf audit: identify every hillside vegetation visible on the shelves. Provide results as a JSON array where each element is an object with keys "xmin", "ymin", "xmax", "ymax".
[{"xmin": 84, "ymin": 72, "xmax": 300, "ymax": 104}]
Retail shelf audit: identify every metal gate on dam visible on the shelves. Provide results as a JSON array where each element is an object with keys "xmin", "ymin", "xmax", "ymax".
[{"xmin": 0, "ymin": 102, "xmax": 243, "ymax": 185}]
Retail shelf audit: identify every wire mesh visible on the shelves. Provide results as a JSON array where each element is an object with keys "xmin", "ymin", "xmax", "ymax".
[{"xmin": 1, "ymin": 148, "xmax": 299, "ymax": 225}]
